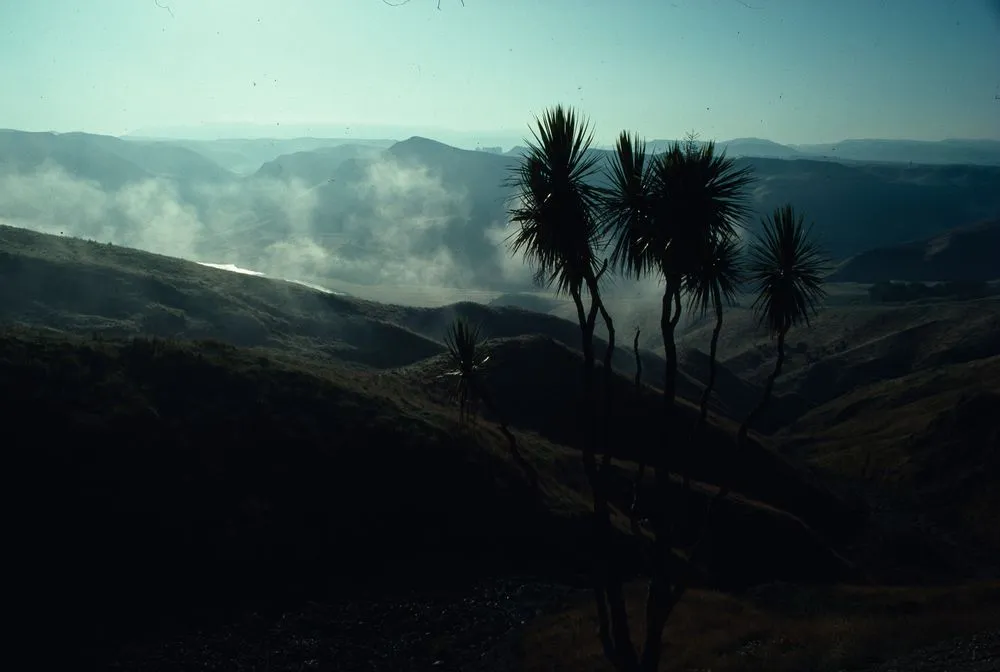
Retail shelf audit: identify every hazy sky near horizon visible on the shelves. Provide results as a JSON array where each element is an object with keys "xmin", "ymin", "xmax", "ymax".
[{"xmin": 1, "ymin": 0, "xmax": 998, "ymax": 145}]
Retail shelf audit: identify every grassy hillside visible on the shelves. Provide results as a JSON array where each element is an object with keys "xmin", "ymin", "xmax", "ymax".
[
  {"xmin": 6, "ymin": 327, "xmax": 862, "ymax": 666},
  {"xmin": 0, "ymin": 223, "xmax": 774, "ymax": 418},
  {"xmin": 3, "ymin": 222, "xmax": 999, "ymax": 667},
  {"xmin": 828, "ymin": 218, "xmax": 1000, "ymax": 283},
  {"xmin": 678, "ymin": 294, "xmax": 1000, "ymax": 411},
  {"xmin": 397, "ymin": 334, "xmax": 861, "ymax": 543},
  {"xmin": 778, "ymin": 354, "xmax": 1000, "ymax": 581},
  {"xmin": 6, "ymin": 327, "xmax": 594, "ymax": 659}
]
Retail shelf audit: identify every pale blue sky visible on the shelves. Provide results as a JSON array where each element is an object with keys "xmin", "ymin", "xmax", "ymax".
[{"xmin": 1, "ymin": 0, "xmax": 998, "ymax": 145}]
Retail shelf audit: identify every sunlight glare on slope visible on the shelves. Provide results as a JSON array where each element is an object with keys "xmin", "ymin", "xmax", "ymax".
[{"xmin": 197, "ymin": 261, "xmax": 346, "ymax": 295}]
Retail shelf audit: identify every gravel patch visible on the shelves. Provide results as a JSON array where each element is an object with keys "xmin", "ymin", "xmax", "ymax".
[
  {"xmin": 106, "ymin": 578, "xmax": 585, "ymax": 671},
  {"xmin": 858, "ymin": 629, "xmax": 1000, "ymax": 672}
]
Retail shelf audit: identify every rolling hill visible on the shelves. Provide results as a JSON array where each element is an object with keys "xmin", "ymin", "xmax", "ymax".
[
  {"xmin": 4, "ymin": 129, "xmax": 1000, "ymax": 297},
  {"xmin": 677, "ymin": 294, "xmax": 1000, "ymax": 412},
  {"xmin": 0, "ymin": 224, "xmax": 867, "ymax": 541},
  {"xmin": 122, "ymin": 135, "xmax": 397, "ymax": 175},
  {"xmin": 252, "ymin": 143, "xmax": 386, "ymax": 185},
  {"xmin": 0, "ymin": 128, "xmax": 234, "ymax": 185},
  {"xmin": 4, "ymin": 222, "xmax": 999, "ymax": 667},
  {"xmin": 777, "ymin": 354, "xmax": 1000, "ymax": 582},
  {"xmin": 0, "ymin": 223, "xmax": 787, "ymax": 421},
  {"xmin": 828, "ymin": 217, "xmax": 1000, "ymax": 283},
  {"xmin": 793, "ymin": 138, "xmax": 1000, "ymax": 166}
]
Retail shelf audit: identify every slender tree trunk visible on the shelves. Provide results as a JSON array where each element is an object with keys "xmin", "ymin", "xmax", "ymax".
[
  {"xmin": 659, "ymin": 278, "xmax": 682, "ymax": 422},
  {"xmin": 734, "ymin": 328, "xmax": 786, "ymax": 468},
  {"xmin": 639, "ymin": 276, "xmax": 685, "ymax": 671},
  {"xmin": 681, "ymin": 291, "xmax": 725, "ymax": 544},
  {"xmin": 570, "ymin": 284, "xmax": 619, "ymax": 663},
  {"xmin": 473, "ymin": 380, "xmax": 537, "ymax": 487},
  {"xmin": 691, "ymin": 328, "xmax": 787, "ymax": 560},
  {"xmin": 589, "ymin": 280, "xmax": 638, "ymax": 669},
  {"xmin": 697, "ymin": 287, "xmax": 724, "ymax": 429},
  {"xmin": 629, "ymin": 327, "xmax": 645, "ymax": 535}
]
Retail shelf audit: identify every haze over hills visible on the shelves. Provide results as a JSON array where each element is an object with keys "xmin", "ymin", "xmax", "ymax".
[
  {"xmin": 124, "ymin": 123, "xmax": 1000, "ymax": 166},
  {"xmin": 2, "ymin": 128, "xmax": 999, "ymax": 313},
  {"xmin": 792, "ymin": 138, "xmax": 1000, "ymax": 166}
]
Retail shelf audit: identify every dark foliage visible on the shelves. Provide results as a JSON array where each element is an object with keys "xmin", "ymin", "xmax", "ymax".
[{"xmin": 3, "ymin": 329, "xmax": 588, "ymax": 665}]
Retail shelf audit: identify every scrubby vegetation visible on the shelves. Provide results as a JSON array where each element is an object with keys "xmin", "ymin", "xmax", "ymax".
[
  {"xmin": 867, "ymin": 279, "xmax": 998, "ymax": 303},
  {"xmin": 499, "ymin": 105, "xmax": 835, "ymax": 671}
]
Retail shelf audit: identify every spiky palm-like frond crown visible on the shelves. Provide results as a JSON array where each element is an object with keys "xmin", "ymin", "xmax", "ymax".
[
  {"xmin": 602, "ymin": 136, "xmax": 754, "ymax": 283},
  {"xmin": 443, "ymin": 317, "xmax": 490, "ymax": 376},
  {"xmin": 684, "ymin": 232, "xmax": 745, "ymax": 318},
  {"xmin": 746, "ymin": 204, "xmax": 828, "ymax": 337},
  {"xmin": 506, "ymin": 105, "xmax": 605, "ymax": 295},
  {"xmin": 650, "ymin": 140, "xmax": 755, "ymax": 278},
  {"xmin": 602, "ymin": 131, "xmax": 656, "ymax": 279}
]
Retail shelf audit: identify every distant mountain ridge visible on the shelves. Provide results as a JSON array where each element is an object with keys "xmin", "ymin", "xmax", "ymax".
[
  {"xmin": 121, "ymin": 124, "xmax": 1000, "ymax": 167},
  {"xmin": 2, "ymin": 128, "xmax": 999, "ymax": 294},
  {"xmin": 793, "ymin": 138, "xmax": 1000, "ymax": 166}
]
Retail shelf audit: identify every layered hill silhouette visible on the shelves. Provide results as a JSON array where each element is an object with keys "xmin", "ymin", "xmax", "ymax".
[
  {"xmin": 251, "ymin": 143, "xmax": 385, "ymax": 185},
  {"xmin": 0, "ymin": 223, "xmax": 782, "ymax": 418},
  {"xmin": 675, "ymin": 288, "xmax": 1000, "ymax": 582},
  {"xmin": 792, "ymin": 138, "xmax": 1000, "ymax": 166},
  {"xmin": 0, "ymin": 128, "xmax": 233, "ymax": 185},
  {"xmin": 3, "ymin": 129, "xmax": 999, "ymax": 294},
  {"xmin": 828, "ymin": 217, "xmax": 1000, "ymax": 283},
  {"xmin": 678, "ymin": 295, "xmax": 1000, "ymax": 411},
  {"xmin": 0, "ymin": 225, "xmax": 859, "ymax": 536}
]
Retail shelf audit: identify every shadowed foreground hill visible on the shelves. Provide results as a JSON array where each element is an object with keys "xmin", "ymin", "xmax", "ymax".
[
  {"xmin": 396, "ymin": 334, "xmax": 864, "ymax": 545},
  {"xmin": 380, "ymin": 299, "xmax": 779, "ymax": 421},
  {"xmin": 5, "ymin": 327, "xmax": 860, "ymax": 667},
  {"xmin": 4, "ymin": 327, "xmax": 592, "ymax": 661},
  {"xmin": 779, "ymin": 354, "xmax": 1000, "ymax": 581}
]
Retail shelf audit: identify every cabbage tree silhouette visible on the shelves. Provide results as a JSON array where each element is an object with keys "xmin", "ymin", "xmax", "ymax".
[
  {"xmin": 441, "ymin": 316, "xmax": 490, "ymax": 426},
  {"xmin": 693, "ymin": 204, "xmax": 828, "ymax": 560},
  {"xmin": 440, "ymin": 316, "xmax": 537, "ymax": 485},
  {"xmin": 602, "ymin": 131, "xmax": 755, "ymax": 670},
  {"xmin": 506, "ymin": 104, "xmax": 628, "ymax": 662}
]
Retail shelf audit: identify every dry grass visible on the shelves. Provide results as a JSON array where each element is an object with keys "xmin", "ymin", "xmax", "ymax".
[
  {"xmin": 678, "ymin": 295, "xmax": 1000, "ymax": 402},
  {"xmin": 517, "ymin": 581, "xmax": 1000, "ymax": 671}
]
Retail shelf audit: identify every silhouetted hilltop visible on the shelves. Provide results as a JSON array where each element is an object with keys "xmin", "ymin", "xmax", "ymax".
[
  {"xmin": 828, "ymin": 218, "xmax": 1000, "ymax": 283},
  {"xmin": 793, "ymin": 138, "xmax": 1000, "ymax": 166},
  {"xmin": 252, "ymin": 144, "xmax": 384, "ymax": 185},
  {"xmin": 0, "ymin": 128, "xmax": 234, "ymax": 185}
]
